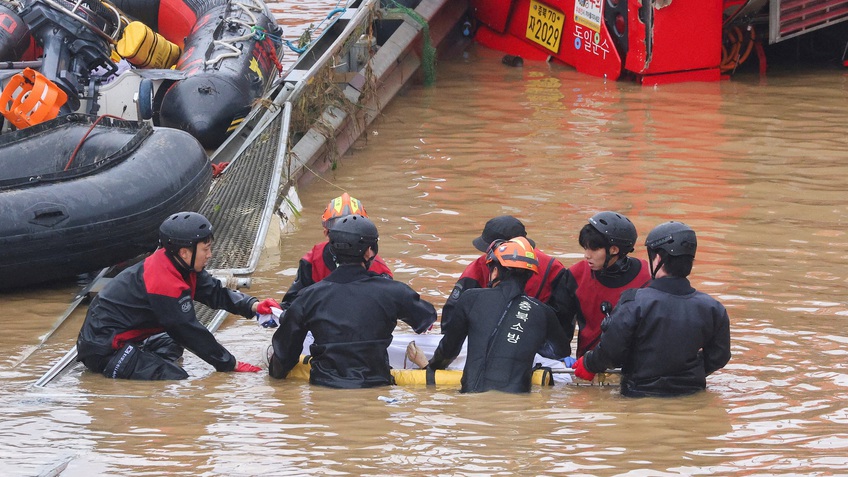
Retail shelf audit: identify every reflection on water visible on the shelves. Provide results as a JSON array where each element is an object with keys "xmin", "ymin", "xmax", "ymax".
[{"xmin": 2, "ymin": 4, "xmax": 848, "ymax": 475}]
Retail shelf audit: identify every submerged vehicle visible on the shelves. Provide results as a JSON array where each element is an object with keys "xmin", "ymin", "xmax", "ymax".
[{"xmin": 469, "ymin": 0, "xmax": 848, "ymax": 84}]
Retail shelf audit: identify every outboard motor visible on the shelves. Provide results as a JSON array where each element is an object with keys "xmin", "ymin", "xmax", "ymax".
[{"xmin": 19, "ymin": 0, "xmax": 122, "ymax": 112}]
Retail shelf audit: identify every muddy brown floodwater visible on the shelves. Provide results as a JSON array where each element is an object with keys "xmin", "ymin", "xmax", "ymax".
[{"xmin": 2, "ymin": 1, "xmax": 848, "ymax": 475}]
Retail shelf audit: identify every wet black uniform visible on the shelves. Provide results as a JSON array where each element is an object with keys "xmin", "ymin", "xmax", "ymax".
[
  {"xmin": 269, "ymin": 264, "xmax": 436, "ymax": 388},
  {"xmin": 583, "ymin": 276, "xmax": 731, "ymax": 397},
  {"xmin": 76, "ymin": 249, "xmax": 258, "ymax": 380},
  {"xmin": 280, "ymin": 241, "xmax": 393, "ymax": 311},
  {"xmin": 428, "ymin": 278, "xmax": 572, "ymax": 393}
]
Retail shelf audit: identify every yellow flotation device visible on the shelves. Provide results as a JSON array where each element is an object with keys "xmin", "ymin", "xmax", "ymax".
[
  {"xmin": 116, "ymin": 21, "xmax": 181, "ymax": 69},
  {"xmin": 290, "ymin": 355, "xmax": 554, "ymax": 386}
]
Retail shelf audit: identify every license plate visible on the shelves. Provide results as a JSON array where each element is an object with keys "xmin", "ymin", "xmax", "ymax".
[{"xmin": 526, "ymin": 0, "xmax": 564, "ymax": 54}]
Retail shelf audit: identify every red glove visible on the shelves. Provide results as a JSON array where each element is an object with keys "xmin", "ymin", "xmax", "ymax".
[
  {"xmin": 211, "ymin": 162, "xmax": 229, "ymax": 177},
  {"xmin": 256, "ymin": 298, "xmax": 280, "ymax": 315},
  {"xmin": 572, "ymin": 356, "xmax": 596, "ymax": 381},
  {"xmin": 234, "ymin": 361, "xmax": 262, "ymax": 372}
]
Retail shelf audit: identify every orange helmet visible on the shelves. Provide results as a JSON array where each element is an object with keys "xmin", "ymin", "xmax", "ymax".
[
  {"xmin": 486, "ymin": 237, "xmax": 539, "ymax": 273},
  {"xmin": 321, "ymin": 192, "xmax": 367, "ymax": 228}
]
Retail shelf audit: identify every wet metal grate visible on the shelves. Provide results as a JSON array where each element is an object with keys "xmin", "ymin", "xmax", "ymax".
[
  {"xmin": 199, "ymin": 111, "xmax": 283, "ymax": 271},
  {"xmin": 196, "ymin": 303, "xmax": 218, "ymax": 327},
  {"xmin": 195, "ymin": 109, "xmax": 285, "ymax": 327}
]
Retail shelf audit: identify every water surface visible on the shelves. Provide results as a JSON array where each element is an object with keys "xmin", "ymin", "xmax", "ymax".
[{"xmin": 2, "ymin": 2, "xmax": 848, "ymax": 475}]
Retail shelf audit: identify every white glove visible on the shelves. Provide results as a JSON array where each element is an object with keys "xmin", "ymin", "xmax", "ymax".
[{"xmin": 257, "ymin": 307, "xmax": 283, "ymax": 328}]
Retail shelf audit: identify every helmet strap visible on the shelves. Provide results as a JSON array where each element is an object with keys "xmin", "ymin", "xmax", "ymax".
[
  {"xmin": 598, "ymin": 246, "xmax": 630, "ymax": 277},
  {"xmin": 602, "ymin": 247, "xmax": 613, "ymax": 270},
  {"xmin": 595, "ymin": 247, "xmax": 615, "ymax": 276},
  {"xmin": 188, "ymin": 243, "xmax": 198, "ymax": 270},
  {"xmin": 487, "ymin": 265, "xmax": 504, "ymax": 288},
  {"xmin": 362, "ymin": 244, "xmax": 378, "ymax": 269},
  {"xmin": 648, "ymin": 249, "xmax": 664, "ymax": 279},
  {"xmin": 165, "ymin": 248, "xmax": 193, "ymax": 273}
]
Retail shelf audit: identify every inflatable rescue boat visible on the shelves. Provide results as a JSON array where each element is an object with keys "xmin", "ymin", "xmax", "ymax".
[
  {"xmin": 0, "ymin": 114, "xmax": 211, "ymax": 290},
  {"xmin": 0, "ymin": 0, "xmax": 283, "ymax": 149},
  {"xmin": 111, "ymin": 0, "xmax": 284, "ymax": 148}
]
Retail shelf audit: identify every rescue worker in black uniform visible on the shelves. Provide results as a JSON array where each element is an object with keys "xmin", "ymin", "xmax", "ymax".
[
  {"xmin": 279, "ymin": 193, "xmax": 392, "ymax": 314},
  {"xmin": 440, "ymin": 215, "xmax": 569, "ymax": 337},
  {"xmin": 76, "ymin": 212, "xmax": 279, "ymax": 380},
  {"xmin": 573, "ymin": 221, "xmax": 732, "ymax": 397},
  {"xmin": 427, "ymin": 237, "xmax": 572, "ymax": 393},
  {"xmin": 268, "ymin": 214, "xmax": 436, "ymax": 388}
]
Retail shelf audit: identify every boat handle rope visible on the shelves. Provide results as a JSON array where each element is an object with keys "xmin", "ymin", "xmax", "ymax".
[
  {"xmin": 284, "ymin": 1, "xmax": 349, "ymax": 54},
  {"xmin": 206, "ymin": 0, "xmax": 266, "ymax": 66}
]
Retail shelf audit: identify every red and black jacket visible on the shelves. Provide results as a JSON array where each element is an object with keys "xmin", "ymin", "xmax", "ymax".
[
  {"xmin": 441, "ymin": 249, "xmax": 568, "ymax": 333},
  {"xmin": 76, "ymin": 248, "xmax": 257, "ymax": 371},
  {"xmin": 551, "ymin": 257, "xmax": 652, "ymax": 357}
]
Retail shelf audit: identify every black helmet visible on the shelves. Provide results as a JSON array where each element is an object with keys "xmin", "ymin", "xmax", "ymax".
[
  {"xmin": 588, "ymin": 211, "xmax": 637, "ymax": 254},
  {"xmin": 645, "ymin": 221, "xmax": 697, "ymax": 257},
  {"xmin": 159, "ymin": 212, "xmax": 214, "ymax": 255},
  {"xmin": 329, "ymin": 214, "xmax": 379, "ymax": 259}
]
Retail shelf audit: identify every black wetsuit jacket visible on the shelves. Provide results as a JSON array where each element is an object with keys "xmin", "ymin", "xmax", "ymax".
[
  {"xmin": 76, "ymin": 249, "xmax": 257, "ymax": 371},
  {"xmin": 269, "ymin": 264, "xmax": 436, "ymax": 388},
  {"xmin": 428, "ymin": 278, "xmax": 572, "ymax": 393},
  {"xmin": 280, "ymin": 241, "xmax": 393, "ymax": 310},
  {"xmin": 583, "ymin": 276, "xmax": 731, "ymax": 397}
]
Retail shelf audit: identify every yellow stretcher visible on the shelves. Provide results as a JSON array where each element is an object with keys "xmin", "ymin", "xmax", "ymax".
[{"xmin": 289, "ymin": 355, "xmax": 556, "ymax": 386}]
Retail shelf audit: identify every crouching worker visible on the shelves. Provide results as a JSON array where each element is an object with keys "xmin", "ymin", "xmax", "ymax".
[
  {"xmin": 573, "ymin": 221, "xmax": 731, "ymax": 397},
  {"xmin": 268, "ymin": 215, "xmax": 436, "ymax": 388},
  {"xmin": 427, "ymin": 237, "xmax": 572, "ymax": 393},
  {"xmin": 76, "ymin": 212, "xmax": 279, "ymax": 380}
]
